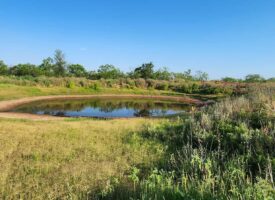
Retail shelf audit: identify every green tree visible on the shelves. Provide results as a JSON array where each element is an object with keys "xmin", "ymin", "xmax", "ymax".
[
  {"xmin": 68, "ymin": 64, "xmax": 87, "ymax": 77},
  {"xmin": 195, "ymin": 71, "xmax": 209, "ymax": 81},
  {"xmin": 39, "ymin": 57, "xmax": 55, "ymax": 76},
  {"xmin": 132, "ymin": 62, "xmax": 154, "ymax": 79},
  {"xmin": 172, "ymin": 69, "xmax": 194, "ymax": 80},
  {"xmin": 97, "ymin": 64, "xmax": 124, "ymax": 79},
  {"xmin": 0, "ymin": 60, "xmax": 8, "ymax": 75},
  {"xmin": 53, "ymin": 50, "xmax": 67, "ymax": 76},
  {"xmin": 9, "ymin": 63, "xmax": 41, "ymax": 77},
  {"xmin": 153, "ymin": 67, "xmax": 172, "ymax": 80},
  {"xmin": 87, "ymin": 70, "xmax": 99, "ymax": 80},
  {"xmin": 245, "ymin": 74, "xmax": 265, "ymax": 82},
  {"xmin": 222, "ymin": 77, "xmax": 240, "ymax": 82}
]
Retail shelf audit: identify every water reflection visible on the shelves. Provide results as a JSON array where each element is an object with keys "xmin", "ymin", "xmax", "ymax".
[{"xmin": 12, "ymin": 98, "xmax": 191, "ymax": 118}]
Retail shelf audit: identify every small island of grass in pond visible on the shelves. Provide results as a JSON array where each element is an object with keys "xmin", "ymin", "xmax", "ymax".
[{"xmin": 11, "ymin": 98, "xmax": 192, "ymax": 118}]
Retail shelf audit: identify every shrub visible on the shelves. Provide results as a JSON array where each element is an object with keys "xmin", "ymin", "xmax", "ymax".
[
  {"xmin": 134, "ymin": 78, "xmax": 147, "ymax": 88},
  {"xmin": 146, "ymin": 79, "xmax": 157, "ymax": 89},
  {"xmin": 90, "ymin": 82, "xmax": 100, "ymax": 91},
  {"xmin": 66, "ymin": 81, "xmax": 75, "ymax": 88},
  {"xmin": 155, "ymin": 81, "xmax": 169, "ymax": 91},
  {"xmin": 98, "ymin": 89, "xmax": 275, "ymax": 199}
]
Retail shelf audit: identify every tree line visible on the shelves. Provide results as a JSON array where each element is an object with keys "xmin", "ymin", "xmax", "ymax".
[
  {"xmin": 0, "ymin": 50, "xmax": 209, "ymax": 81},
  {"xmin": 0, "ymin": 50, "xmax": 273, "ymax": 82}
]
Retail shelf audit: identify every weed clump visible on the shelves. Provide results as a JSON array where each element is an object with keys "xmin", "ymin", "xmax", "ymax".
[{"xmin": 98, "ymin": 88, "xmax": 275, "ymax": 200}]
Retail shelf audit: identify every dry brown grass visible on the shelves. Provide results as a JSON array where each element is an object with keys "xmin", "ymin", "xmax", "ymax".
[{"xmin": 0, "ymin": 117, "xmax": 164, "ymax": 199}]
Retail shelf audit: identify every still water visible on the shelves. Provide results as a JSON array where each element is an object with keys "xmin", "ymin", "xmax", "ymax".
[{"xmin": 12, "ymin": 98, "xmax": 191, "ymax": 118}]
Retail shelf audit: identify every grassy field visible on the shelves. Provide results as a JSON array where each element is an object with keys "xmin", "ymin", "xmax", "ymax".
[
  {"xmin": 0, "ymin": 82, "xmax": 274, "ymax": 199},
  {"xmin": 0, "ymin": 83, "xmax": 171, "ymax": 199},
  {"xmin": 0, "ymin": 117, "xmax": 165, "ymax": 199}
]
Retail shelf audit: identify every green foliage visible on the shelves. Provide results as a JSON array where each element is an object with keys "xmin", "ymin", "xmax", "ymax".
[
  {"xmin": 9, "ymin": 63, "xmax": 42, "ymax": 77},
  {"xmin": 53, "ymin": 49, "xmax": 67, "ymax": 76},
  {"xmin": 90, "ymin": 82, "xmax": 100, "ymax": 91},
  {"xmin": 0, "ymin": 50, "xmax": 271, "ymax": 86},
  {"xmin": 38, "ymin": 57, "xmax": 55, "ymax": 76},
  {"xmin": 128, "ymin": 167, "xmax": 140, "ymax": 191},
  {"xmin": 98, "ymin": 90, "xmax": 275, "ymax": 199},
  {"xmin": 153, "ymin": 67, "xmax": 172, "ymax": 80},
  {"xmin": 96, "ymin": 64, "xmax": 124, "ymax": 79},
  {"xmin": 222, "ymin": 77, "xmax": 240, "ymax": 82},
  {"xmin": 87, "ymin": 70, "xmax": 98, "ymax": 79},
  {"xmin": 173, "ymin": 69, "xmax": 193, "ymax": 80},
  {"xmin": 131, "ymin": 62, "xmax": 155, "ymax": 79},
  {"xmin": 0, "ymin": 60, "xmax": 8, "ymax": 75},
  {"xmin": 245, "ymin": 74, "xmax": 265, "ymax": 82},
  {"xmin": 66, "ymin": 81, "xmax": 75, "ymax": 88},
  {"xmin": 195, "ymin": 70, "xmax": 209, "ymax": 81},
  {"xmin": 68, "ymin": 64, "xmax": 87, "ymax": 77},
  {"xmin": 0, "ymin": 50, "xmax": 271, "ymax": 85},
  {"xmin": 125, "ymin": 78, "xmax": 136, "ymax": 89},
  {"xmin": 155, "ymin": 81, "xmax": 169, "ymax": 90}
]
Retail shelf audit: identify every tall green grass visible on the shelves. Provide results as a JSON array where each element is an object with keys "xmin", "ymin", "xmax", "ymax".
[{"xmin": 97, "ymin": 86, "xmax": 275, "ymax": 199}]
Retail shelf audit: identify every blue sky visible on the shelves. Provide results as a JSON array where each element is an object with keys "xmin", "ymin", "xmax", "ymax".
[{"xmin": 0, "ymin": 0, "xmax": 274, "ymax": 79}]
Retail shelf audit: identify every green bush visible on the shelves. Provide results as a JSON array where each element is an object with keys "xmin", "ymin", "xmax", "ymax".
[
  {"xmin": 98, "ymin": 89, "xmax": 275, "ymax": 200},
  {"xmin": 66, "ymin": 81, "xmax": 75, "ymax": 88},
  {"xmin": 155, "ymin": 81, "xmax": 169, "ymax": 90},
  {"xmin": 90, "ymin": 82, "xmax": 100, "ymax": 91}
]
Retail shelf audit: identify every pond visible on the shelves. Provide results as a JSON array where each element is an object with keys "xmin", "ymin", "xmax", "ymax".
[{"xmin": 11, "ymin": 97, "xmax": 192, "ymax": 118}]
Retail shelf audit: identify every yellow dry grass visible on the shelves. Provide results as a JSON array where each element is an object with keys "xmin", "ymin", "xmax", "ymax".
[{"xmin": 0, "ymin": 117, "xmax": 164, "ymax": 199}]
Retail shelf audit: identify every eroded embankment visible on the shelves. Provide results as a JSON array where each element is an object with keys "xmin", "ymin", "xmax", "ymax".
[{"xmin": 0, "ymin": 94, "xmax": 204, "ymax": 120}]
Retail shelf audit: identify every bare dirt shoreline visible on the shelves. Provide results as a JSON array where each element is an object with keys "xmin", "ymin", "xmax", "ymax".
[{"xmin": 0, "ymin": 94, "xmax": 203, "ymax": 120}]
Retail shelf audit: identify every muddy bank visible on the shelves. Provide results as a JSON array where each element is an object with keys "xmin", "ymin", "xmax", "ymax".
[{"xmin": 0, "ymin": 112, "xmax": 63, "ymax": 120}]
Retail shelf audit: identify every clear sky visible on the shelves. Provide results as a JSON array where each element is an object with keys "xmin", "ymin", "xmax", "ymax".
[{"xmin": 0, "ymin": 0, "xmax": 274, "ymax": 79}]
